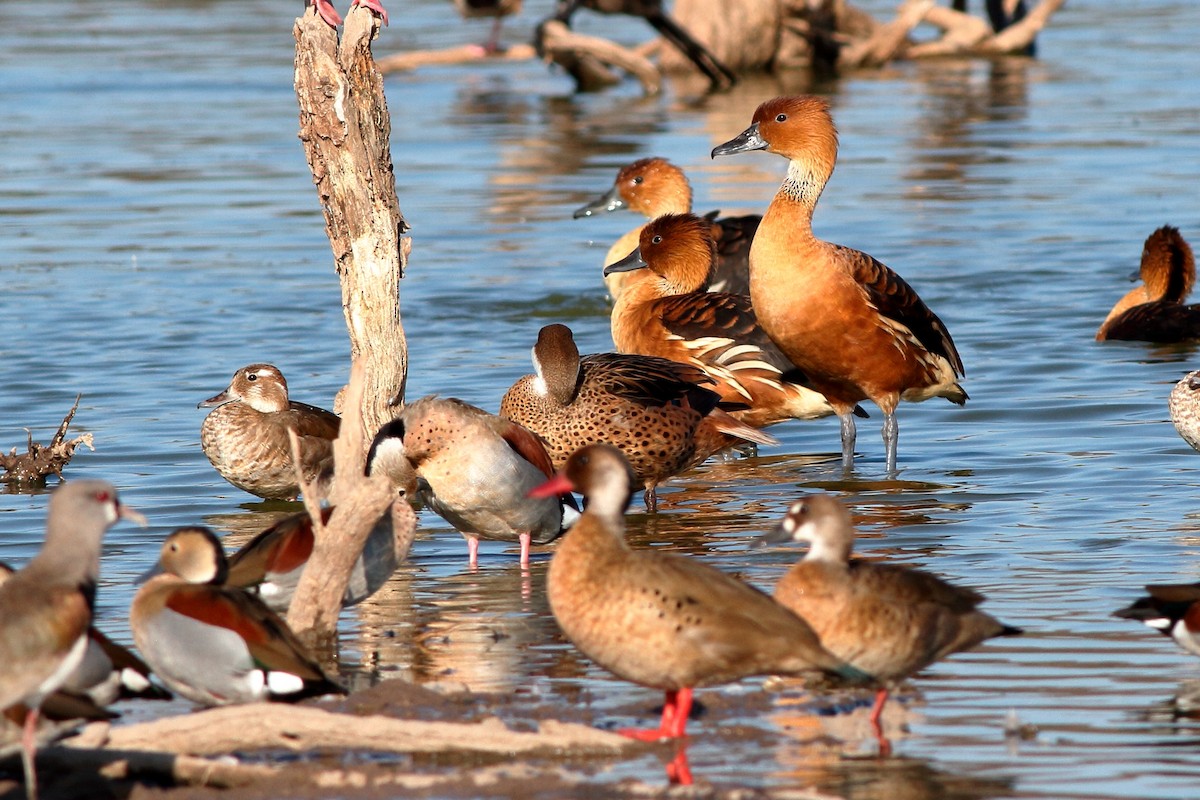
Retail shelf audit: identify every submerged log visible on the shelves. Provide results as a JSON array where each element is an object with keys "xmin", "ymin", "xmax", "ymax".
[{"xmin": 0, "ymin": 396, "xmax": 93, "ymax": 486}]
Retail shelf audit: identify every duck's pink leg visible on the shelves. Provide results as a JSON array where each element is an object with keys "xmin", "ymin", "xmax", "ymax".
[
  {"xmin": 21, "ymin": 707, "xmax": 40, "ymax": 800},
  {"xmin": 351, "ymin": 0, "xmax": 389, "ymax": 25},
  {"xmin": 313, "ymin": 0, "xmax": 342, "ymax": 26},
  {"xmin": 519, "ymin": 532, "xmax": 532, "ymax": 567},
  {"xmin": 869, "ymin": 687, "xmax": 892, "ymax": 756},
  {"xmin": 467, "ymin": 536, "xmax": 480, "ymax": 570}
]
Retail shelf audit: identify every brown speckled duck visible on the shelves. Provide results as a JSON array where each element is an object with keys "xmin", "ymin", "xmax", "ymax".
[
  {"xmin": 500, "ymin": 323, "xmax": 775, "ymax": 511},
  {"xmin": 366, "ymin": 395, "xmax": 574, "ymax": 568},
  {"xmin": 713, "ymin": 96, "xmax": 966, "ymax": 472},
  {"xmin": 755, "ymin": 493, "xmax": 1020, "ymax": 743},
  {"xmin": 131, "ymin": 526, "xmax": 345, "ymax": 707},
  {"xmin": 607, "ymin": 211, "xmax": 861, "ymax": 428},
  {"xmin": 199, "ymin": 363, "xmax": 340, "ymax": 501},
  {"xmin": 530, "ymin": 444, "xmax": 866, "ymax": 741},
  {"xmin": 1096, "ymin": 225, "xmax": 1200, "ymax": 342},
  {"xmin": 574, "ymin": 157, "xmax": 758, "ymax": 300}
]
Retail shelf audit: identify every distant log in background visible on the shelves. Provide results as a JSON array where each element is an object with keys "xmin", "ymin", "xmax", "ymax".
[{"xmin": 391, "ymin": 0, "xmax": 1067, "ymax": 92}]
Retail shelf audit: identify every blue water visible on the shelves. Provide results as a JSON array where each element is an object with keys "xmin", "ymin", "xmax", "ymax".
[{"xmin": 3, "ymin": 0, "xmax": 1200, "ymax": 796}]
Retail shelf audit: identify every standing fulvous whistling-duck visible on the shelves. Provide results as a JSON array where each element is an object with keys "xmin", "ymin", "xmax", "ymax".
[
  {"xmin": 712, "ymin": 95, "xmax": 966, "ymax": 472},
  {"xmin": 606, "ymin": 212, "xmax": 856, "ymax": 428},
  {"xmin": 1096, "ymin": 226, "xmax": 1199, "ymax": 342},
  {"xmin": 574, "ymin": 157, "xmax": 758, "ymax": 299}
]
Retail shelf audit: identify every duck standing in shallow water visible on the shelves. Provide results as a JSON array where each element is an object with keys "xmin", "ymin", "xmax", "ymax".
[
  {"xmin": 712, "ymin": 95, "xmax": 966, "ymax": 472},
  {"xmin": 1096, "ymin": 225, "xmax": 1200, "ymax": 342},
  {"xmin": 574, "ymin": 157, "xmax": 758, "ymax": 299},
  {"xmin": 755, "ymin": 493, "xmax": 1020, "ymax": 749},
  {"xmin": 131, "ymin": 526, "xmax": 345, "ymax": 707},
  {"xmin": 198, "ymin": 363, "xmax": 340, "ymax": 501},
  {"xmin": 365, "ymin": 395, "xmax": 574, "ymax": 568},
  {"xmin": 607, "ymin": 211, "xmax": 858, "ymax": 428},
  {"xmin": 530, "ymin": 444, "xmax": 866, "ymax": 742},
  {"xmin": 500, "ymin": 323, "xmax": 776, "ymax": 511},
  {"xmin": 0, "ymin": 481, "xmax": 145, "ymax": 800}
]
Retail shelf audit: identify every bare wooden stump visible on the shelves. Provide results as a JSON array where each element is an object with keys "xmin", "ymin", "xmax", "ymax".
[
  {"xmin": 0, "ymin": 395, "xmax": 94, "ymax": 486},
  {"xmin": 294, "ymin": 4, "xmax": 408, "ymax": 438}
]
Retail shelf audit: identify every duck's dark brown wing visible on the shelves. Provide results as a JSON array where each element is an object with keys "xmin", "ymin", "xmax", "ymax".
[
  {"xmin": 581, "ymin": 352, "xmax": 721, "ymax": 414},
  {"xmin": 656, "ymin": 292, "xmax": 808, "ymax": 377},
  {"xmin": 842, "ymin": 246, "xmax": 965, "ymax": 377},
  {"xmin": 703, "ymin": 212, "xmax": 758, "ymax": 295},
  {"xmin": 1100, "ymin": 302, "xmax": 1200, "ymax": 343}
]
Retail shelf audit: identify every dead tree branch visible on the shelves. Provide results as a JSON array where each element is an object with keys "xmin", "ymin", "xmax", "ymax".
[
  {"xmin": 537, "ymin": 20, "xmax": 662, "ymax": 94},
  {"xmin": 0, "ymin": 395, "xmax": 94, "ymax": 486},
  {"xmin": 294, "ymin": 4, "xmax": 408, "ymax": 437}
]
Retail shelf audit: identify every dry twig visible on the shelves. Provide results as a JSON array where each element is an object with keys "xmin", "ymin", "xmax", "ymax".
[{"xmin": 0, "ymin": 395, "xmax": 94, "ymax": 485}]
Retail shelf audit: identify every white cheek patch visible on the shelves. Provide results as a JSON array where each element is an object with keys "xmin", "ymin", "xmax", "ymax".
[
  {"xmin": 531, "ymin": 375, "xmax": 549, "ymax": 397},
  {"xmin": 1144, "ymin": 617, "xmax": 1171, "ymax": 630},
  {"xmin": 782, "ymin": 514, "xmax": 798, "ymax": 535}
]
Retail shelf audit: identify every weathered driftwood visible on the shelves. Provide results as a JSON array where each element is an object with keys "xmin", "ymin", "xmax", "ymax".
[
  {"xmin": 377, "ymin": 42, "xmax": 537, "ymax": 73},
  {"xmin": 294, "ymin": 4, "xmax": 408, "ymax": 438},
  {"xmin": 0, "ymin": 395, "xmax": 94, "ymax": 485},
  {"xmin": 537, "ymin": 20, "xmax": 662, "ymax": 94},
  {"xmin": 66, "ymin": 704, "xmax": 632, "ymax": 758},
  {"xmin": 284, "ymin": 361, "xmax": 413, "ymax": 647}
]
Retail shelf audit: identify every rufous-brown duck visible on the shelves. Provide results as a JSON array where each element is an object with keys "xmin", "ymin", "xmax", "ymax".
[
  {"xmin": 130, "ymin": 526, "xmax": 345, "ymax": 707},
  {"xmin": 1114, "ymin": 582, "xmax": 1200, "ymax": 657},
  {"xmin": 606, "ymin": 211, "xmax": 864, "ymax": 429},
  {"xmin": 755, "ymin": 493, "xmax": 1020, "ymax": 746},
  {"xmin": 365, "ymin": 395, "xmax": 575, "ymax": 568},
  {"xmin": 199, "ymin": 363, "xmax": 340, "ymax": 501},
  {"xmin": 0, "ymin": 480, "xmax": 145, "ymax": 800},
  {"xmin": 574, "ymin": 157, "xmax": 758, "ymax": 299},
  {"xmin": 1096, "ymin": 225, "xmax": 1200, "ymax": 342},
  {"xmin": 713, "ymin": 96, "xmax": 966, "ymax": 472},
  {"xmin": 500, "ymin": 323, "xmax": 776, "ymax": 511},
  {"xmin": 530, "ymin": 444, "xmax": 866, "ymax": 741}
]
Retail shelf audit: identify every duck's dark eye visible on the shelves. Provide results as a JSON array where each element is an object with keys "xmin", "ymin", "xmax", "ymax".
[
  {"xmin": 247, "ymin": 373, "xmax": 258, "ymax": 381},
  {"xmin": 632, "ymin": 176, "xmax": 644, "ymax": 185},
  {"xmin": 776, "ymin": 113, "xmax": 787, "ymax": 123},
  {"xmin": 651, "ymin": 235, "xmax": 663, "ymax": 245}
]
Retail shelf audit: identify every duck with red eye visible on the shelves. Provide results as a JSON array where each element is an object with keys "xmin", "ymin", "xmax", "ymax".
[{"xmin": 713, "ymin": 96, "xmax": 966, "ymax": 472}]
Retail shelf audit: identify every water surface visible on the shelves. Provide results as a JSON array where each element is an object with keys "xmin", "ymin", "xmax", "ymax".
[{"xmin": 2, "ymin": 1, "xmax": 1200, "ymax": 797}]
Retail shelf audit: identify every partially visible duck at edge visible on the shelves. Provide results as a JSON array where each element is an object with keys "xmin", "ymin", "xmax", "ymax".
[
  {"xmin": 500, "ymin": 323, "xmax": 776, "ymax": 512},
  {"xmin": 1115, "ymin": 581, "xmax": 1200, "ymax": 658},
  {"xmin": 0, "ymin": 480, "xmax": 145, "ymax": 800},
  {"xmin": 530, "ymin": 444, "xmax": 866, "ymax": 746},
  {"xmin": 225, "ymin": 504, "xmax": 409, "ymax": 612},
  {"xmin": 1096, "ymin": 225, "xmax": 1199, "ymax": 342},
  {"xmin": 754, "ymin": 493, "xmax": 1020, "ymax": 751},
  {"xmin": 0, "ymin": 561, "xmax": 170, "ymax": 721},
  {"xmin": 606, "ymin": 211, "xmax": 868, "ymax": 428},
  {"xmin": 712, "ymin": 95, "xmax": 967, "ymax": 472},
  {"xmin": 199, "ymin": 363, "xmax": 340, "ymax": 501},
  {"xmin": 365, "ymin": 395, "xmax": 576, "ymax": 569},
  {"xmin": 573, "ymin": 157, "xmax": 758, "ymax": 300},
  {"xmin": 1168, "ymin": 370, "xmax": 1200, "ymax": 453},
  {"xmin": 130, "ymin": 526, "xmax": 345, "ymax": 707}
]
